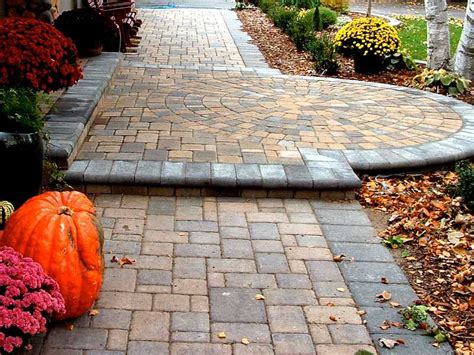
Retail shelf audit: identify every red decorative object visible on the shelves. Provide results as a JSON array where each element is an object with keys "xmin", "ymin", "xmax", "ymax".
[
  {"xmin": 0, "ymin": 17, "xmax": 82, "ymax": 93},
  {"xmin": 1, "ymin": 191, "xmax": 104, "ymax": 320},
  {"xmin": 0, "ymin": 246, "xmax": 65, "ymax": 353}
]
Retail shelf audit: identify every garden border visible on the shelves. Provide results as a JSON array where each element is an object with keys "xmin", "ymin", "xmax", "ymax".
[{"xmin": 45, "ymin": 53, "xmax": 122, "ymax": 169}]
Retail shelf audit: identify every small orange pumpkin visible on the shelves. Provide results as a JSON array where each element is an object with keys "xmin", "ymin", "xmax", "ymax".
[{"xmin": 1, "ymin": 191, "xmax": 104, "ymax": 320}]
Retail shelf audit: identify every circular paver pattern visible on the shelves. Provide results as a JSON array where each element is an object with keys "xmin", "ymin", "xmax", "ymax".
[{"xmin": 150, "ymin": 75, "xmax": 463, "ymax": 151}]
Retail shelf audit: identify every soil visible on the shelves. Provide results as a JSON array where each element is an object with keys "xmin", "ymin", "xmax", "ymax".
[{"xmin": 236, "ymin": 8, "xmax": 474, "ymax": 105}]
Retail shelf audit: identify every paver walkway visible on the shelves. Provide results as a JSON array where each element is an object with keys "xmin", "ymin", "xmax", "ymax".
[{"xmin": 40, "ymin": 2, "xmax": 467, "ymax": 353}]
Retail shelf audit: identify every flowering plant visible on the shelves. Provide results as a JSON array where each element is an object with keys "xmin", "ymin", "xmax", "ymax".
[
  {"xmin": 0, "ymin": 17, "xmax": 82, "ymax": 93},
  {"xmin": 334, "ymin": 17, "xmax": 400, "ymax": 58},
  {"xmin": 0, "ymin": 246, "xmax": 65, "ymax": 353}
]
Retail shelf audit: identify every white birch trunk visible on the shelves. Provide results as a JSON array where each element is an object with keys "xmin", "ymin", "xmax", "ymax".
[
  {"xmin": 454, "ymin": 1, "xmax": 474, "ymax": 81},
  {"xmin": 425, "ymin": 0, "xmax": 450, "ymax": 69}
]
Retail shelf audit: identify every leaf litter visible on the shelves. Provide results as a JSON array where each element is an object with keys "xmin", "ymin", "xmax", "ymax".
[{"xmin": 357, "ymin": 171, "xmax": 473, "ymax": 351}]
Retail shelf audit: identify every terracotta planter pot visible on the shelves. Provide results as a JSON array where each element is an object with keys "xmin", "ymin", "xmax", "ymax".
[
  {"xmin": 0, "ymin": 131, "xmax": 44, "ymax": 208},
  {"xmin": 353, "ymin": 54, "xmax": 384, "ymax": 74},
  {"xmin": 79, "ymin": 45, "xmax": 103, "ymax": 58}
]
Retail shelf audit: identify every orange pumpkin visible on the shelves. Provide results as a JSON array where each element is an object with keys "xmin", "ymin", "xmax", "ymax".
[{"xmin": 1, "ymin": 191, "xmax": 104, "ymax": 320}]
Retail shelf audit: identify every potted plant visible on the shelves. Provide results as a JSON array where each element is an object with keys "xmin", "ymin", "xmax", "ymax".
[
  {"xmin": 0, "ymin": 246, "xmax": 66, "ymax": 353},
  {"xmin": 335, "ymin": 17, "xmax": 400, "ymax": 74},
  {"xmin": 54, "ymin": 8, "xmax": 110, "ymax": 57},
  {"xmin": 0, "ymin": 17, "xmax": 82, "ymax": 208}
]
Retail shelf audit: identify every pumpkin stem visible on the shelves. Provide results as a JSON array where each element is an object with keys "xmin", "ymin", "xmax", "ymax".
[{"xmin": 58, "ymin": 206, "xmax": 73, "ymax": 216}]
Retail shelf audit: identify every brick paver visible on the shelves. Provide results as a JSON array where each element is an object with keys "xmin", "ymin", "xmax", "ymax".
[{"xmin": 40, "ymin": 195, "xmax": 377, "ymax": 354}]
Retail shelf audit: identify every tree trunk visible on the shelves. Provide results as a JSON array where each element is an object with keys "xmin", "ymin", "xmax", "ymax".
[
  {"xmin": 425, "ymin": 0, "xmax": 450, "ymax": 69},
  {"xmin": 367, "ymin": 0, "xmax": 372, "ymax": 17},
  {"xmin": 454, "ymin": 2, "xmax": 474, "ymax": 80}
]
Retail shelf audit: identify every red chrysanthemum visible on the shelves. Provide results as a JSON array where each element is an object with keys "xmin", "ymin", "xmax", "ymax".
[{"xmin": 0, "ymin": 17, "xmax": 83, "ymax": 93}]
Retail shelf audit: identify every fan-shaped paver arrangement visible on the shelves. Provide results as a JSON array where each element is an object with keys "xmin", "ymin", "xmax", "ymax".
[{"xmin": 39, "ymin": 4, "xmax": 470, "ymax": 354}]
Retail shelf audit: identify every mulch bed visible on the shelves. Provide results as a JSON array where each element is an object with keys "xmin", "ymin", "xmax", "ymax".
[{"xmin": 236, "ymin": 8, "xmax": 473, "ymax": 105}]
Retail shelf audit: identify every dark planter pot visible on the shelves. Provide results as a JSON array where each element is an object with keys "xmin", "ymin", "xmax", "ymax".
[
  {"xmin": 78, "ymin": 45, "xmax": 103, "ymax": 58},
  {"xmin": 0, "ymin": 131, "xmax": 44, "ymax": 208},
  {"xmin": 353, "ymin": 54, "xmax": 384, "ymax": 75}
]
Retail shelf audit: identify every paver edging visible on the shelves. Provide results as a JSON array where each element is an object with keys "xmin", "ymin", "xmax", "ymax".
[
  {"xmin": 312, "ymin": 202, "xmax": 454, "ymax": 354},
  {"xmin": 45, "ymin": 53, "xmax": 123, "ymax": 169}
]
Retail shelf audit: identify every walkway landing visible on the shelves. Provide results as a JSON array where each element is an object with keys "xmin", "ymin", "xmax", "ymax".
[{"xmin": 65, "ymin": 8, "xmax": 474, "ymax": 194}]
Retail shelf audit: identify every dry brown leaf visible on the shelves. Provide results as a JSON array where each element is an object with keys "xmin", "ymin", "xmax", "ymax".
[
  {"xmin": 255, "ymin": 294, "xmax": 265, "ymax": 300},
  {"xmin": 376, "ymin": 291, "xmax": 392, "ymax": 302},
  {"xmin": 217, "ymin": 332, "xmax": 226, "ymax": 339},
  {"xmin": 336, "ymin": 287, "xmax": 345, "ymax": 292},
  {"xmin": 241, "ymin": 337, "xmax": 250, "ymax": 345},
  {"xmin": 333, "ymin": 254, "xmax": 345, "ymax": 262},
  {"xmin": 379, "ymin": 338, "xmax": 401, "ymax": 349},
  {"xmin": 329, "ymin": 315, "xmax": 337, "ymax": 322},
  {"xmin": 88, "ymin": 309, "xmax": 99, "ymax": 317},
  {"xmin": 389, "ymin": 302, "xmax": 401, "ymax": 308},
  {"xmin": 65, "ymin": 324, "xmax": 74, "ymax": 331}
]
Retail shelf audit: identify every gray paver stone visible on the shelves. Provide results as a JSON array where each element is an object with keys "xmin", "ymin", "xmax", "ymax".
[
  {"xmin": 249, "ymin": 223, "xmax": 280, "ymax": 240},
  {"xmin": 272, "ymin": 333, "xmax": 315, "ymax": 354},
  {"xmin": 263, "ymin": 289, "xmax": 317, "ymax": 306},
  {"xmin": 267, "ymin": 306, "xmax": 308, "ymax": 333},
  {"xmin": 256, "ymin": 253, "xmax": 290, "ymax": 273},
  {"xmin": 316, "ymin": 210, "xmax": 372, "ymax": 226},
  {"xmin": 330, "ymin": 242, "xmax": 394, "ymax": 262},
  {"xmin": 210, "ymin": 288, "xmax": 267, "ymax": 323},
  {"xmin": 172, "ymin": 312, "xmax": 210, "ymax": 332},
  {"xmin": 44, "ymin": 328, "xmax": 108, "ymax": 350},
  {"xmin": 225, "ymin": 273, "xmax": 277, "ymax": 289},
  {"xmin": 127, "ymin": 341, "xmax": 169, "ymax": 355},
  {"xmin": 350, "ymin": 282, "xmax": 419, "ymax": 308},
  {"xmin": 129, "ymin": 311, "xmax": 170, "ymax": 341},
  {"xmin": 320, "ymin": 225, "xmax": 378, "ymax": 244},
  {"xmin": 339, "ymin": 261, "xmax": 409, "ymax": 284},
  {"xmin": 211, "ymin": 323, "xmax": 271, "ymax": 343}
]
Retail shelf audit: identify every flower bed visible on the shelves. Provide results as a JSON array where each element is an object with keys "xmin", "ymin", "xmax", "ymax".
[
  {"xmin": 236, "ymin": 8, "xmax": 473, "ymax": 104},
  {"xmin": 0, "ymin": 246, "xmax": 65, "ymax": 353}
]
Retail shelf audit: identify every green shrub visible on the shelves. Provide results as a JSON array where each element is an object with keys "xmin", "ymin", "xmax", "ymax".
[
  {"xmin": 280, "ymin": 0, "xmax": 312, "ymax": 9},
  {"xmin": 268, "ymin": 6, "xmax": 298, "ymax": 30},
  {"xmin": 455, "ymin": 160, "xmax": 474, "ymax": 211},
  {"xmin": 287, "ymin": 12, "xmax": 314, "ymax": 50},
  {"xmin": 319, "ymin": 6, "xmax": 337, "ymax": 28},
  {"xmin": 306, "ymin": 34, "xmax": 339, "ymax": 74},
  {"xmin": 259, "ymin": 0, "xmax": 278, "ymax": 13}
]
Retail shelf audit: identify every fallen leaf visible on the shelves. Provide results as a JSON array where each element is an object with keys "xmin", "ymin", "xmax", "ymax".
[
  {"xmin": 333, "ymin": 254, "xmax": 345, "ymax": 262},
  {"xmin": 217, "ymin": 332, "xmax": 226, "ymax": 339},
  {"xmin": 329, "ymin": 315, "xmax": 337, "ymax": 321},
  {"xmin": 389, "ymin": 301, "xmax": 401, "ymax": 308},
  {"xmin": 88, "ymin": 309, "xmax": 99, "ymax": 317},
  {"xmin": 380, "ymin": 320, "xmax": 391, "ymax": 330},
  {"xmin": 376, "ymin": 291, "xmax": 392, "ymax": 302},
  {"xmin": 111, "ymin": 256, "xmax": 136, "ymax": 267},
  {"xmin": 356, "ymin": 310, "xmax": 366, "ymax": 316},
  {"xmin": 255, "ymin": 294, "xmax": 265, "ymax": 300},
  {"xmin": 379, "ymin": 338, "xmax": 400, "ymax": 349},
  {"xmin": 178, "ymin": 232, "xmax": 187, "ymax": 237},
  {"xmin": 381, "ymin": 277, "xmax": 388, "ymax": 284},
  {"xmin": 65, "ymin": 324, "xmax": 74, "ymax": 331},
  {"xmin": 336, "ymin": 287, "xmax": 345, "ymax": 292},
  {"xmin": 326, "ymin": 302, "xmax": 335, "ymax": 307},
  {"xmin": 241, "ymin": 337, "xmax": 250, "ymax": 345}
]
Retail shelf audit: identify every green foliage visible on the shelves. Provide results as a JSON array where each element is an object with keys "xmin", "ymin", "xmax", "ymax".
[
  {"xmin": 43, "ymin": 160, "xmax": 73, "ymax": 192},
  {"xmin": 279, "ymin": 0, "xmax": 312, "ymax": 9},
  {"xmin": 306, "ymin": 34, "xmax": 339, "ymax": 74},
  {"xmin": 318, "ymin": 6, "xmax": 337, "ymax": 29},
  {"xmin": 355, "ymin": 351, "xmax": 374, "ymax": 355},
  {"xmin": 268, "ymin": 6, "xmax": 298, "ymax": 30},
  {"xmin": 0, "ymin": 88, "xmax": 48, "ymax": 133},
  {"xmin": 413, "ymin": 68, "xmax": 471, "ymax": 96},
  {"xmin": 426, "ymin": 327, "xmax": 449, "ymax": 344},
  {"xmin": 286, "ymin": 12, "xmax": 314, "ymax": 50},
  {"xmin": 258, "ymin": 0, "xmax": 278, "ymax": 13},
  {"xmin": 454, "ymin": 160, "xmax": 474, "ymax": 211},
  {"xmin": 395, "ymin": 15, "xmax": 463, "ymax": 61},
  {"xmin": 382, "ymin": 235, "xmax": 405, "ymax": 249},
  {"xmin": 401, "ymin": 305, "xmax": 429, "ymax": 331},
  {"xmin": 384, "ymin": 50, "xmax": 418, "ymax": 71}
]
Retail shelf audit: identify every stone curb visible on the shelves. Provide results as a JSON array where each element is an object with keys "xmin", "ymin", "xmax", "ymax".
[
  {"xmin": 312, "ymin": 202, "xmax": 453, "ymax": 354},
  {"xmin": 45, "ymin": 53, "xmax": 123, "ymax": 169},
  {"xmin": 65, "ymin": 159, "xmax": 362, "ymax": 191}
]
